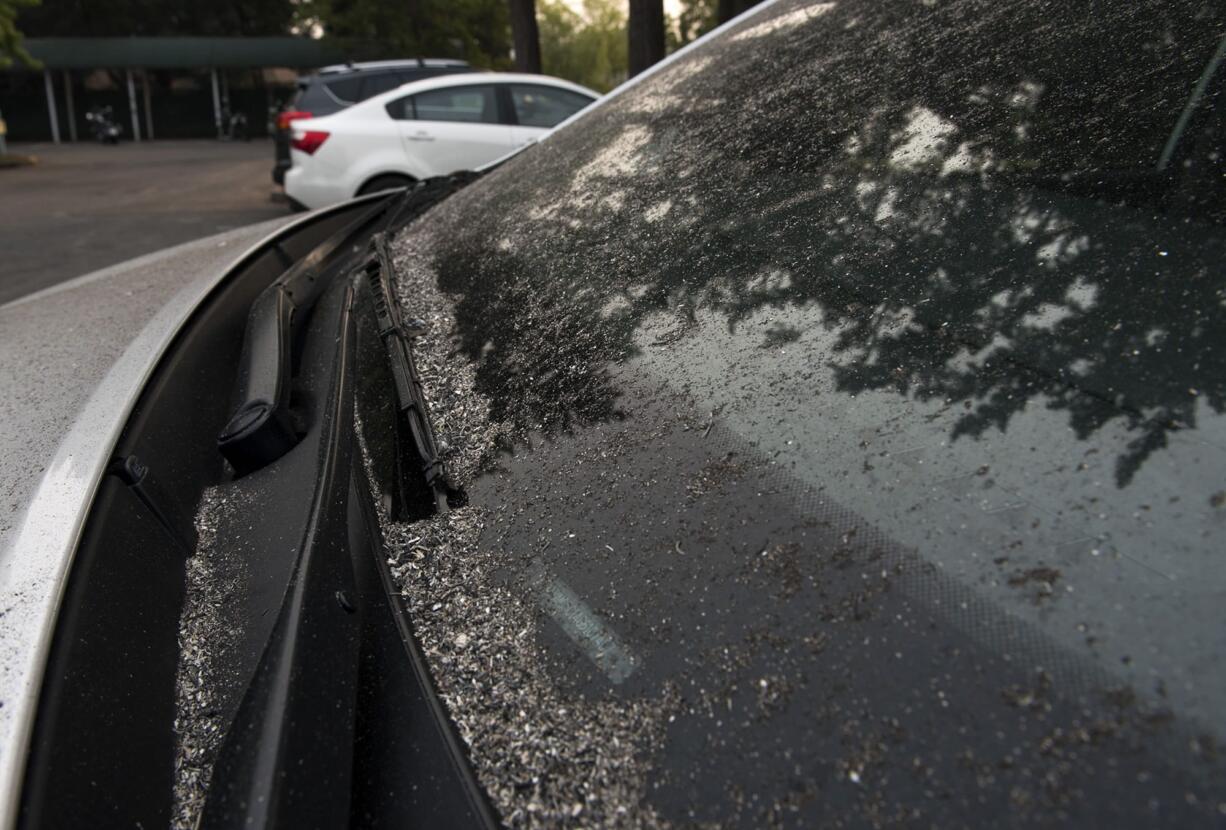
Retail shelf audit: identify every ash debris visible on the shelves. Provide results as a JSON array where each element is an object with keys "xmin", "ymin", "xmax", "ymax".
[
  {"xmin": 381, "ymin": 510, "xmax": 676, "ymax": 829},
  {"xmin": 387, "ymin": 231, "xmax": 517, "ymax": 487},
  {"xmin": 170, "ymin": 486, "xmax": 249, "ymax": 830},
  {"xmin": 363, "ymin": 225, "xmax": 678, "ymax": 828}
]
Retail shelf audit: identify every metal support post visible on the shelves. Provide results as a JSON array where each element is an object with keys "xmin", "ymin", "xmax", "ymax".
[
  {"xmin": 63, "ymin": 71, "xmax": 77, "ymax": 142},
  {"xmin": 126, "ymin": 69, "xmax": 141, "ymax": 141},
  {"xmin": 210, "ymin": 68, "xmax": 223, "ymax": 138},
  {"xmin": 43, "ymin": 69, "xmax": 61, "ymax": 144},
  {"xmin": 142, "ymin": 71, "xmax": 154, "ymax": 140}
]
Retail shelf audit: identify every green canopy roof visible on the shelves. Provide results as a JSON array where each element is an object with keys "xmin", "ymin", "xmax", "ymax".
[{"xmin": 20, "ymin": 37, "xmax": 346, "ymax": 70}]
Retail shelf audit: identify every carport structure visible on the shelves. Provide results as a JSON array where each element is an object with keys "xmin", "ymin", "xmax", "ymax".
[{"xmin": 13, "ymin": 37, "xmax": 345, "ymax": 142}]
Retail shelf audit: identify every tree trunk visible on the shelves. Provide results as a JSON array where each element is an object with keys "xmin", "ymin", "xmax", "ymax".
[
  {"xmin": 628, "ymin": 0, "xmax": 665, "ymax": 77},
  {"xmin": 508, "ymin": 0, "xmax": 542, "ymax": 74},
  {"xmin": 718, "ymin": 0, "xmax": 760, "ymax": 24}
]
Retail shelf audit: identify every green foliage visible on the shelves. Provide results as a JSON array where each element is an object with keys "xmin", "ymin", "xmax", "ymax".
[
  {"xmin": 14, "ymin": 0, "xmax": 512, "ymax": 71},
  {"xmin": 1, "ymin": 0, "xmax": 39, "ymax": 68},
  {"xmin": 296, "ymin": 0, "xmax": 512, "ymax": 69},
  {"xmin": 18, "ymin": 0, "xmax": 296, "ymax": 37},
  {"xmin": 10, "ymin": 0, "xmax": 643, "ymax": 87},
  {"xmin": 667, "ymin": 0, "xmax": 716, "ymax": 51},
  {"xmin": 538, "ymin": 0, "xmax": 626, "ymax": 93}
]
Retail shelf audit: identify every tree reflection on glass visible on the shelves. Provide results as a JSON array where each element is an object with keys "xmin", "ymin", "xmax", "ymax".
[{"xmin": 424, "ymin": 0, "xmax": 1225, "ymax": 487}]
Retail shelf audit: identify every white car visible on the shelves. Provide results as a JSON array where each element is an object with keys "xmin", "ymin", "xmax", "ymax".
[{"xmin": 284, "ymin": 72, "xmax": 598, "ymax": 209}]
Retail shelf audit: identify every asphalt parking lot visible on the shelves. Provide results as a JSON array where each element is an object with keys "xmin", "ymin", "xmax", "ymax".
[{"xmin": 0, "ymin": 140, "xmax": 289, "ymax": 306}]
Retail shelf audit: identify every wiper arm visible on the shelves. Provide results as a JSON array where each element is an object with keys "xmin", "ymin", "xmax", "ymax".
[
  {"xmin": 217, "ymin": 199, "xmax": 393, "ymax": 475},
  {"xmin": 218, "ymin": 174, "xmax": 485, "ymax": 477}
]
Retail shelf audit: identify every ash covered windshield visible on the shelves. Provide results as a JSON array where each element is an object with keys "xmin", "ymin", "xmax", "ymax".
[{"xmin": 384, "ymin": 0, "xmax": 1226, "ymax": 826}]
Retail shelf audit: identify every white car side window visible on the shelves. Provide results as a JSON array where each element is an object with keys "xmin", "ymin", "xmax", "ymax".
[
  {"xmin": 402, "ymin": 85, "xmax": 500, "ymax": 125},
  {"xmin": 509, "ymin": 85, "xmax": 594, "ymax": 129}
]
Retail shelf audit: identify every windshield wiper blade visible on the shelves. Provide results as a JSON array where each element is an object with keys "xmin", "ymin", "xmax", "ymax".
[
  {"xmin": 379, "ymin": 170, "xmax": 484, "ymax": 233},
  {"xmin": 361, "ymin": 232, "xmax": 451, "ymax": 512}
]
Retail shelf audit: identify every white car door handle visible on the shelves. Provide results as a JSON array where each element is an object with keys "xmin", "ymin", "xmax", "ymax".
[{"xmin": 408, "ymin": 131, "xmax": 435, "ymax": 142}]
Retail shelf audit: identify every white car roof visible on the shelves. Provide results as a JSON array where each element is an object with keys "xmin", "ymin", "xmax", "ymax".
[{"xmin": 317, "ymin": 58, "xmax": 469, "ymax": 74}]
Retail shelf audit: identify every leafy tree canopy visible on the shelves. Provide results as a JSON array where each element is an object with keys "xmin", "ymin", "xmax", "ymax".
[
  {"xmin": 295, "ymin": 0, "xmax": 512, "ymax": 68},
  {"xmin": 19, "ymin": 0, "xmax": 295, "ymax": 37},
  {"xmin": 2, "ymin": 0, "xmax": 39, "ymax": 67},
  {"xmin": 667, "ymin": 0, "xmax": 716, "ymax": 50},
  {"xmin": 539, "ymin": 0, "xmax": 626, "ymax": 92}
]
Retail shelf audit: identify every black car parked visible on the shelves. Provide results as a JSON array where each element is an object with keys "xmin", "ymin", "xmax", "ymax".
[{"xmin": 271, "ymin": 59, "xmax": 471, "ymax": 185}]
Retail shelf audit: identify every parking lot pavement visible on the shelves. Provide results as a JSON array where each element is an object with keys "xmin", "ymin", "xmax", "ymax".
[{"xmin": 0, "ymin": 140, "xmax": 290, "ymax": 306}]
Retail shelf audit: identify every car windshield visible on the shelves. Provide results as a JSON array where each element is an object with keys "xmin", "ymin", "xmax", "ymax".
[{"xmin": 386, "ymin": 0, "xmax": 1226, "ymax": 825}]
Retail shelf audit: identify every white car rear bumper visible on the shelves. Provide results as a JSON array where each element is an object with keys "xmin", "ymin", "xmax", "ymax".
[{"xmin": 284, "ymin": 155, "xmax": 351, "ymax": 211}]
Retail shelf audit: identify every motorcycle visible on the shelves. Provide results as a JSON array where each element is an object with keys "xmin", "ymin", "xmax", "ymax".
[
  {"xmin": 220, "ymin": 105, "xmax": 250, "ymax": 142},
  {"xmin": 85, "ymin": 106, "xmax": 122, "ymax": 144}
]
